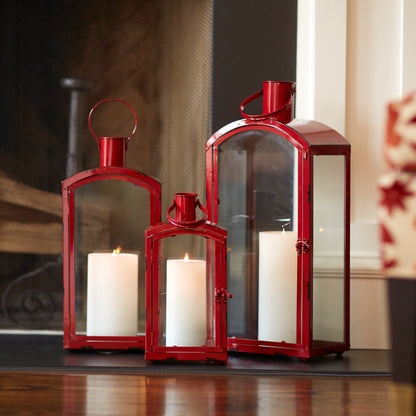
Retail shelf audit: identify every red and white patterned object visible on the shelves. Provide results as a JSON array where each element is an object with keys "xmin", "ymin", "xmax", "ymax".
[
  {"xmin": 379, "ymin": 170, "xmax": 416, "ymax": 278},
  {"xmin": 385, "ymin": 90, "xmax": 416, "ymax": 171}
]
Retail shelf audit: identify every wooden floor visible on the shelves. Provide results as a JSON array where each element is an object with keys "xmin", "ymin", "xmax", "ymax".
[{"xmin": 0, "ymin": 371, "xmax": 392, "ymax": 415}]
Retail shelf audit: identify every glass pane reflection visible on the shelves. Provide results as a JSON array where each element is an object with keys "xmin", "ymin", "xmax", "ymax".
[
  {"xmin": 313, "ymin": 155, "xmax": 346, "ymax": 343},
  {"xmin": 73, "ymin": 179, "xmax": 149, "ymax": 336},
  {"xmin": 217, "ymin": 129, "xmax": 297, "ymax": 340}
]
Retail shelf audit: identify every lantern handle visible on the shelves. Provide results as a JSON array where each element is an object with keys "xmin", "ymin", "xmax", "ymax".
[
  {"xmin": 88, "ymin": 99, "xmax": 138, "ymax": 148},
  {"xmin": 240, "ymin": 86, "xmax": 296, "ymax": 121},
  {"xmin": 167, "ymin": 198, "xmax": 209, "ymax": 228}
]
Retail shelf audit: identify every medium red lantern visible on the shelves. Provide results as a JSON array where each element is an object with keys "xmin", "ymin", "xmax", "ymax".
[
  {"xmin": 206, "ymin": 81, "xmax": 350, "ymax": 359},
  {"xmin": 62, "ymin": 99, "xmax": 161, "ymax": 350},
  {"xmin": 145, "ymin": 193, "xmax": 229, "ymax": 362}
]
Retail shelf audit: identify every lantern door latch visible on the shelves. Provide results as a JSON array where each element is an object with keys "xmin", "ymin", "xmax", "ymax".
[
  {"xmin": 215, "ymin": 288, "xmax": 232, "ymax": 303},
  {"xmin": 296, "ymin": 239, "xmax": 310, "ymax": 255}
]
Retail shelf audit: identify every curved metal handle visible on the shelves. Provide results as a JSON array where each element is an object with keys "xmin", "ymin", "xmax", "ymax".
[
  {"xmin": 240, "ymin": 87, "xmax": 295, "ymax": 121},
  {"xmin": 88, "ymin": 99, "xmax": 138, "ymax": 148},
  {"xmin": 167, "ymin": 199, "xmax": 208, "ymax": 228}
]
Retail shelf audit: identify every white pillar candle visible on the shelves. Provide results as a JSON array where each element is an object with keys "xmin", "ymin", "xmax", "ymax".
[
  {"xmin": 87, "ymin": 250, "xmax": 138, "ymax": 336},
  {"xmin": 166, "ymin": 256, "xmax": 207, "ymax": 346},
  {"xmin": 258, "ymin": 231, "xmax": 297, "ymax": 343}
]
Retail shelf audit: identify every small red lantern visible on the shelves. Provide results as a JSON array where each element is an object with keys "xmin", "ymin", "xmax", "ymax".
[
  {"xmin": 145, "ymin": 193, "xmax": 229, "ymax": 362},
  {"xmin": 206, "ymin": 81, "xmax": 350, "ymax": 359},
  {"xmin": 62, "ymin": 99, "xmax": 161, "ymax": 350}
]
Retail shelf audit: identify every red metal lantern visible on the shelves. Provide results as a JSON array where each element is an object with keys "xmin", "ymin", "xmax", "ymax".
[
  {"xmin": 206, "ymin": 81, "xmax": 350, "ymax": 359},
  {"xmin": 145, "ymin": 193, "xmax": 229, "ymax": 362},
  {"xmin": 62, "ymin": 99, "xmax": 161, "ymax": 350}
]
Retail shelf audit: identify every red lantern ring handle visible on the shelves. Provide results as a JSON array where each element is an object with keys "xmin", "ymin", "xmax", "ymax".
[
  {"xmin": 240, "ymin": 86, "xmax": 296, "ymax": 121},
  {"xmin": 167, "ymin": 198, "xmax": 208, "ymax": 228},
  {"xmin": 88, "ymin": 98, "xmax": 138, "ymax": 148}
]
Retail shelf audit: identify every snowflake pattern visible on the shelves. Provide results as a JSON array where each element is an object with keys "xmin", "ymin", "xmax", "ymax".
[
  {"xmin": 386, "ymin": 103, "xmax": 401, "ymax": 147},
  {"xmin": 380, "ymin": 91, "xmax": 416, "ymax": 278},
  {"xmin": 383, "ymin": 257, "xmax": 397, "ymax": 270},
  {"xmin": 380, "ymin": 179, "xmax": 413, "ymax": 215},
  {"xmin": 380, "ymin": 223, "xmax": 394, "ymax": 244}
]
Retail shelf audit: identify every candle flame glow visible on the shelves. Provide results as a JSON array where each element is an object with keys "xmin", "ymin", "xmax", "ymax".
[
  {"xmin": 184, "ymin": 253, "xmax": 190, "ymax": 263},
  {"xmin": 112, "ymin": 247, "xmax": 122, "ymax": 257}
]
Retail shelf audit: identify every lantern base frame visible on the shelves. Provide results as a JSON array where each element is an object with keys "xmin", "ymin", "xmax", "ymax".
[
  {"xmin": 227, "ymin": 338, "xmax": 350, "ymax": 359},
  {"xmin": 63, "ymin": 335, "xmax": 145, "ymax": 351},
  {"xmin": 145, "ymin": 349, "xmax": 227, "ymax": 363}
]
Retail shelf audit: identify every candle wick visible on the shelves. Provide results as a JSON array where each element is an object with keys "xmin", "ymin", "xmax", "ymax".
[{"xmin": 281, "ymin": 221, "xmax": 290, "ymax": 234}]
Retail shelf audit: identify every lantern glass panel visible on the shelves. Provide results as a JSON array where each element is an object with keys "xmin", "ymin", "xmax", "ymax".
[
  {"xmin": 73, "ymin": 179, "xmax": 149, "ymax": 336},
  {"xmin": 157, "ymin": 234, "xmax": 216, "ymax": 348},
  {"xmin": 312, "ymin": 155, "xmax": 346, "ymax": 343},
  {"xmin": 216, "ymin": 129, "xmax": 299, "ymax": 340}
]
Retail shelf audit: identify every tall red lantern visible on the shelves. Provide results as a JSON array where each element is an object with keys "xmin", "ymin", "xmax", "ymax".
[
  {"xmin": 206, "ymin": 81, "xmax": 350, "ymax": 359},
  {"xmin": 145, "ymin": 193, "xmax": 229, "ymax": 362},
  {"xmin": 62, "ymin": 99, "xmax": 161, "ymax": 350}
]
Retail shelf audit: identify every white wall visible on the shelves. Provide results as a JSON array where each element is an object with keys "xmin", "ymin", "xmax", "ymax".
[{"xmin": 297, "ymin": 0, "xmax": 416, "ymax": 349}]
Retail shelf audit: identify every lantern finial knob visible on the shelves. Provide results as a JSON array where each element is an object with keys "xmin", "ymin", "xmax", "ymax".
[
  {"xmin": 167, "ymin": 193, "xmax": 208, "ymax": 227},
  {"xmin": 240, "ymin": 81, "xmax": 296, "ymax": 123}
]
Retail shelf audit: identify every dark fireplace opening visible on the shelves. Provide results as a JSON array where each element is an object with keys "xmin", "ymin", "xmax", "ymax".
[{"xmin": 0, "ymin": 0, "xmax": 297, "ymax": 332}]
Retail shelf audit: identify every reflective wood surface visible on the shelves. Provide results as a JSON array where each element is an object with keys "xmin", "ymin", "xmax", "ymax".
[{"xmin": 0, "ymin": 371, "xmax": 391, "ymax": 415}]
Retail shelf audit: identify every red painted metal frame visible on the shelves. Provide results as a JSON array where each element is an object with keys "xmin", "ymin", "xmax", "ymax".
[
  {"xmin": 62, "ymin": 166, "xmax": 161, "ymax": 350},
  {"xmin": 205, "ymin": 118, "xmax": 350, "ymax": 359},
  {"xmin": 144, "ymin": 221, "xmax": 228, "ymax": 362}
]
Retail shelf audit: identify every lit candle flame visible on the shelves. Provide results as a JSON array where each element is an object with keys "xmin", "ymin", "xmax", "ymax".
[
  {"xmin": 112, "ymin": 247, "xmax": 122, "ymax": 257},
  {"xmin": 184, "ymin": 253, "xmax": 190, "ymax": 263}
]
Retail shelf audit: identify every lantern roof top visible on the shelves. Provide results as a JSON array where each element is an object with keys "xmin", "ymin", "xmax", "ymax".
[
  {"xmin": 288, "ymin": 119, "xmax": 349, "ymax": 147},
  {"xmin": 206, "ymin": 118, "xmax": 350, "ymax": 157}
]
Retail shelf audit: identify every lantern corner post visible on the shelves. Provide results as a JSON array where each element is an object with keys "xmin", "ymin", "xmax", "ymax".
[
  {"xmin": 344, "ymin": 147, "xmax": 351, "ymax": 350},
  {"xmin": 62, "ymin": 180, "xmax": 75, "ymax": 348}
]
